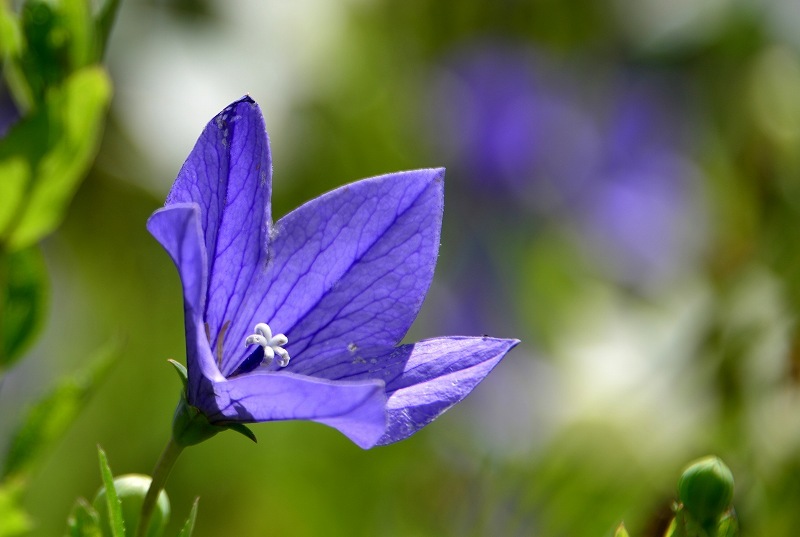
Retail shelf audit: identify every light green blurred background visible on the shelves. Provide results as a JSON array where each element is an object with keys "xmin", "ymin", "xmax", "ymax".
[{"xmin": 5, "ymin": 0, "xmax": 800, "ymax": 535}]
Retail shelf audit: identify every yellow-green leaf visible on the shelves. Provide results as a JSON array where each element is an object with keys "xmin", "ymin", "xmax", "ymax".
[
  {"xmin": 0, "ymin": 481, "xmax": 32, "ymax": 537},
  {"xmin": 7, "ymin": 66, "xmax": 111, "ymax": 250}
]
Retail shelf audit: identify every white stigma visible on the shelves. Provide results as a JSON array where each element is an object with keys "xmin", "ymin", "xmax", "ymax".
[{"xmin": 244, "ymin": 323, "xmax": 290, "ymax": 367}]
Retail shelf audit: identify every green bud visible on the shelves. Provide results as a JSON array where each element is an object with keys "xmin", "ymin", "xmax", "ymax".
[
  {"xmin": 678, "ymin": 456, "xmax": 734, "ymax": 526},
  {"xmin": 93, "ymin": 474, "xmax": 170, "ymax": 537}
]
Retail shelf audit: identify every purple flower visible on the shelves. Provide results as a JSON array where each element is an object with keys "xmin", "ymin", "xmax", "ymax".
[{"xmin": 147, "ymin": 96, "xmax": 518, "ymax": 449}]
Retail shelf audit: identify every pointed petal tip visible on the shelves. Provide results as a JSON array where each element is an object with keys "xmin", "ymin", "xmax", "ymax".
[
  {"xmin": 223, "ymin": 95, "xmax": 262, "ymax": 117},
  {"xmin": 491, "ymin": 336, "xmax": 521, "ymax": 349}
]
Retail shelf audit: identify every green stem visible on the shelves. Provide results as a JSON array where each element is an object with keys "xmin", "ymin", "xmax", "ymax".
[{"xmin": 137, "ymin": 438, "xmax": 183, "ymax": 537}]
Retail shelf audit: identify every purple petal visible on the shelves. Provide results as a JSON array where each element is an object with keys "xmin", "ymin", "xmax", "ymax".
[
  {"xmin": 377, "ymin": 337, "xmax": 518, "ymax": 445},
  {"xmin": 165, "ymin": 96, "xmax": 273, "ymax": 365},
  {"xmin": 219, "ymin": 169, "xmax": 444, "ymax": 376},
  {"xmin": 293, "ymin": 336, "xmax": 518, "ymax": 446},
  {"xmin": 147, "ymin": 204, "xmax": 225, "ymax": 403},
  {"xmin": 202, "ymin": 372, "xmax": 387, "ymax": 449}
]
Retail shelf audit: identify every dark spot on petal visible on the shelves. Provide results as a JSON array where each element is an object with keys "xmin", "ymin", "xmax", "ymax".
[{"xmin": 229, "ymin": 346, "xmax": 264, "ymax": 378}]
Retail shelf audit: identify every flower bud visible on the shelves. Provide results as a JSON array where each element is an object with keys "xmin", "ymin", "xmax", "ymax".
[
  {"xmin": 678, "ymin": 456, "xmax": 734, "ymax": 526},
  {"xmin": 93, "ymin": 474, "xmax": 170, "ymax": 537}
]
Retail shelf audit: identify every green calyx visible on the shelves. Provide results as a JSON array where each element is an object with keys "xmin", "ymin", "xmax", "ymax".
[{"xmin": 167, "ymin": 360, "xmax": 257, "ymax": 447}]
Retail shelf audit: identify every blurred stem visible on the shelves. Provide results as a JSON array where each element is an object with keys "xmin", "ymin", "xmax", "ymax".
[{"xmin": 137, "ymin": 438, "xmax": 183, "ymax": 537}]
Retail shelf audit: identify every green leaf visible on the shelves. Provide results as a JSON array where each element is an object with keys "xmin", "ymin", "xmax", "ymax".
[
  {"xmin": 97, "ymin": 446, "xmax": 126, "ymax": 537},
  {"xmin": 614, "ymin": 522, "xmax": 630, "ymax": 537},
  {"xmin": 176, "ymin": 498, "xmax": 199, "ymax": 537},
  {"xmin": 6, "ymin": 66, "xmax": 111, "ymax": 250},
  {"xmin": 0, "ymin": 481, "xmax": 32, "ymax": 537},
  {"xmin": 0, "ymin": 246, "xmax": 48, "ymax": 371},
  {"xmin": 67, "ymin": 498, "xmax": 102, "ymax": 537},
  {"xmin": 2, "ymin": 340, "xmax": 118, "ymax": 479}
]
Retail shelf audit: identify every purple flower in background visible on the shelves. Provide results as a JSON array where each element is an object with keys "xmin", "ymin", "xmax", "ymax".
[
  {"xmin": 575, "ymin": 78, "xmax": 707, "ymax": 286},
  {"xmin": 0, "ymin": 83, "xmax": 21, "ymax": 138},
  {"xmin": 427, "ymin": 43, "xmax": 599, "ymax": 210},
  {"xmin": 428, "ymin": 42, "xmax": 707, "ymax": 288},
  {"xmin": 148, "ymin": 96, "xmax": 518, "ymax": 449}
]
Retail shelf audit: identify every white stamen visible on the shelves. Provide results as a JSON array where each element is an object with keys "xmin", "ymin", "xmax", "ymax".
[{"xmin": 244, "ymin": 322, "xmax": 290, "ymax": 367}]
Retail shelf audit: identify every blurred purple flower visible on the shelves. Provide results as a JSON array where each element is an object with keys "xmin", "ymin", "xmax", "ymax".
[
  {"xmin": 148, "ymin": 96, "xmax": 518, "ymax": 449},
  {"xmin": 576, "ymin": 78, "xmax": 707, "ymax": 285},
  {"xmin": 428, "ymin": 43, "xmax": 707, "ymax": 286},
  {"xmin": 427, "ymin": 44, "xmax": 599, "ymax": 210}
]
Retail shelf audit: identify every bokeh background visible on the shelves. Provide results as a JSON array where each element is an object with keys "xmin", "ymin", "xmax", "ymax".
[{"xmin": 4, "ymin": 0, "xmax": 800, "ymax": 535}]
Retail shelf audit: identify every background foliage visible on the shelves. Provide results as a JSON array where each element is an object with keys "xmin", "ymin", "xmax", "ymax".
[{"xmin": 3, "ymin": 0, "xmax": 800, "ymax": 535}]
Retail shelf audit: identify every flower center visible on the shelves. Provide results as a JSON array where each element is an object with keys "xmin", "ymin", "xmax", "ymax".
[{"xmin": 244, "ymin": 322, "xmax": 290, "ymax": 367}]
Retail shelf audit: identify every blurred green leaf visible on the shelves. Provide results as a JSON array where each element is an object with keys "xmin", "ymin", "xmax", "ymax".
[
  {"xmin": 18, "ymin": 0, "xmax": 65, "ymax": 101},
  {"xmin": 0, "ymin": 245, "xmax": 47, "ymax": 371},
  {"xmin": 0, "ymin": 3, "xmax": 23, "ymax": 58},
  {"xmin": 67, "ymin": 498, "xmax": 102, "ymax": 537},
  {"xmin": 614, "ymin": 522, "xmax": 630, "ymax": 537},
  {"xmin": 2, "ymin": 340, "xmax": 117, "ymax": 479},
  {"xmin": 58, "ymin": 0, "xmax": 94, "ymax": 68},
  {"xmin": 5, "ymin": 65, "xmax": 111, "ymax": 250},
  {"xmin": 94, "ymin": 0, "xmax": 120, "ymax": 59},
  {"xmin": 176, "ymin": 498, "xmax": 199, "ymax": 537},
  {"xmin": 97, "ymin": 447, "xmax": 126, "ymax": 537},
  {"xmin": 0, "ymin": 481, "xmax": 31, "ymax": 537},
  {"xmin": 0, "ymin": 158, "xmax": 28, "ymax": 235}
]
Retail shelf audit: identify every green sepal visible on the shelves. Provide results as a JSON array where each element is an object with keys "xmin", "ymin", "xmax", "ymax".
[
  {"xmin": 171, "ymin": 395, "xmax": 258, "ymax": 447},
  {"xmin": 169, "ymin": 361, "xmax": 257, "ymax": 447},
  {"xmin": 225, "ymin": 422, "xmax": 258, "ymax": 444},
  {"xmin": 167, "ymin": 359, "xmax": 188, "ymax": 390},
  {"xmin": 171, "ymin": 396, "xmax": 221, "ymax": 448}
]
